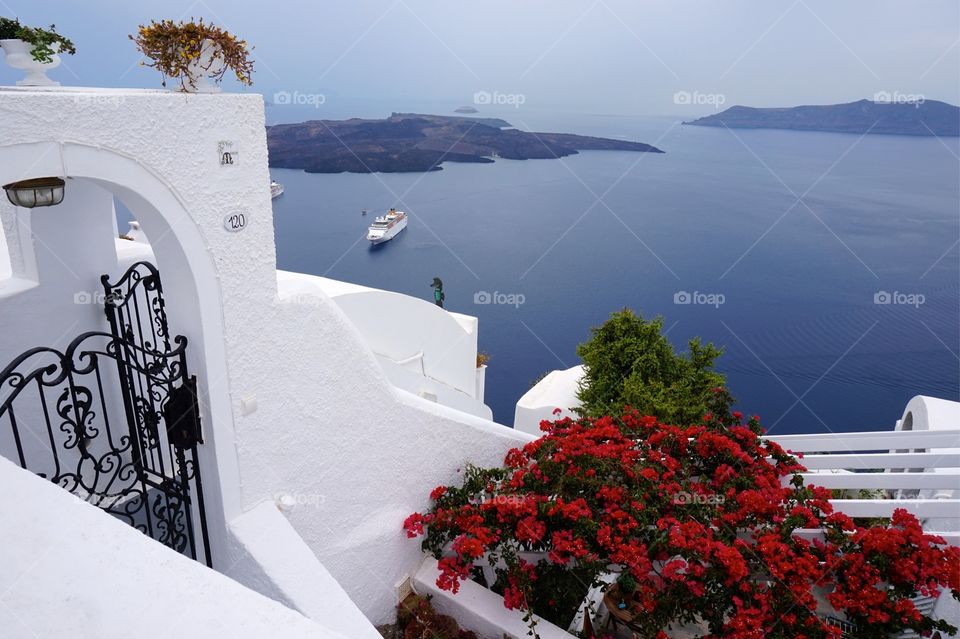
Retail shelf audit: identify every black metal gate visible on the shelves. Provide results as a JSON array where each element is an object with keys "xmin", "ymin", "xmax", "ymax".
[{"xmin": 0, "ymin": 261, "xmax": 212, "ymax": 565}]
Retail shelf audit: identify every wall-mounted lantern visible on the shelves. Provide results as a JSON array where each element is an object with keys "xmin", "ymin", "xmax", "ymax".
[{"xmin": 3, "ymin": 177, "xmax": 66, "ymax": 208}]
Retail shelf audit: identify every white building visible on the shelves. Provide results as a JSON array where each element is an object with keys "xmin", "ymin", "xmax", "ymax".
[
  {"xmin": 0, "ymin": 84, "xmax": 956, "ymax": 638},
  {"xmin": 0, "ymin": 86, "xmax": 532, "ymax": 637}
]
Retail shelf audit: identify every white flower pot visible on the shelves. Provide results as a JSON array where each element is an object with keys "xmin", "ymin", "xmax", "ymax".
[
  {"xmin": 0, "ymin": 39, "xmax": 60, "ymax": 86},
  {"xmin": 182, "ymin": 39, "xmax": 222, "ymax": 93}
]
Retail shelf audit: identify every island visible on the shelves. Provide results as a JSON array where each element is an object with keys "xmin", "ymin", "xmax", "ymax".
[
  {"xmin": 266, "ymin": 112, "xmax": 664, "ymax": 174},
  {"xmin": 454, "ymin": 106, "xmax": 479, "ymax": 114},
  {"xmin": 683, "ymin": 99, "xmax": 959, "ymax": 137}
]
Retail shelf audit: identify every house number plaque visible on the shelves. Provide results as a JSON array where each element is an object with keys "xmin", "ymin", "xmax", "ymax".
[{"xmin": 223, "ymin": 212, "xmax": 248, "ymax": 232}]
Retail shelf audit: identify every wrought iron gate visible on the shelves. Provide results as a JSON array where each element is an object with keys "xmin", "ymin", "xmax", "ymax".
[{"xmin": 0, "ymin": 261, "xmax": 212, "ymax": 565}]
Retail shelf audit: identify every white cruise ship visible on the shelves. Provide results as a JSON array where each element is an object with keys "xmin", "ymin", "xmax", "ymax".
[
  {"xmin": 366, "ymin": 208, "xmax": 407, "ymax": 244},
  {"xmin": 270, "ymin": 180, "xmax": 284, "ymax": 199}
]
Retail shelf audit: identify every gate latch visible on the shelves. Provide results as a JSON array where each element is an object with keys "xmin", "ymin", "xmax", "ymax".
[{"xmin": 164, "ymin": 376, "xmax": 203, "ymax": 448}]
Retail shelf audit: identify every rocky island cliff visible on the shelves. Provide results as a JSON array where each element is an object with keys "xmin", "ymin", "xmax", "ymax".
[
  {"xmin": 684, "ymin": 99, "xmax": 959, "ymax": 136},
  {"xmin": 266, "ymin": 112, "xmax": 663, "ymax": 174}
]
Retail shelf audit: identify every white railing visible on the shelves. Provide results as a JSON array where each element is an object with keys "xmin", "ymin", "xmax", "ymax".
[{"xmin": 768, "ymin": 428, "xmax": 960, "ymax": 544}]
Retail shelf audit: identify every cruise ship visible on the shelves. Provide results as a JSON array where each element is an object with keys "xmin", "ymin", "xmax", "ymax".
[
  {"xmin": 270, "ymin": 180, "xmax": 284, "ymax": 199},
  {"xmin": 366, "ymin": 208, "xmax": 407, "ymax": 244}
]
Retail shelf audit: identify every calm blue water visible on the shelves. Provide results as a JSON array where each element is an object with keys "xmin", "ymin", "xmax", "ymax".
[{"xmin": 269, "ymin": 109, "xmax": 959, "ymax": 435}]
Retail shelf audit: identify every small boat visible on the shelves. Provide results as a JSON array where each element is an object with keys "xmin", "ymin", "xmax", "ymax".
[
  {"xmin": 270, "ymin": 180, "xmax": 284, "ymax": 199},
  {"xmin": 367, "ymin": 208, "xmax": 407, "ymax": 244}
]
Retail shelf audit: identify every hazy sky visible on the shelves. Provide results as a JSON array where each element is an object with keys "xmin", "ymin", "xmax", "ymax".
[{"xmin": 5, "ymin": 1, "xmax": 958, "ymax": 116}]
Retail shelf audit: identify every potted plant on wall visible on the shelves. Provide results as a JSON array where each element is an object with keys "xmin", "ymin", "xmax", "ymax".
[
  {"xmin": 0, "ymin": 17, "xmax": 76, "ymax": 86},
  {"xmin": 130, "ymin": 19, "xmax": 254, "ymax": 93}
]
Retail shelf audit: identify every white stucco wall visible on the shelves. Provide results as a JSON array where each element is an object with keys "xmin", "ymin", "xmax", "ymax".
[
  {"xmin": 0, "ymin": 179, "xmax": 118, "ymax": 341},
  {"xmin": 0, "ymin": 204, "xmax": 11, "ymax": 280},
  {"xmin": 0, "ymin": 87, "xmax": 531, "ymax": 626},
  {"xmin": 896, "ymin": 396, "xmax": 960, "ymax": 436},
  {"xmin": 0, "ymin": 198, "xmax": 35, "ymax": 287},
  {"xmin": 223, "ymin": 501, "xmax": 382, "ymax": 639},
  {"xmin": 278, "ymin": 272, "xmax": 483, "ymax": 397},
  {"xmin": 0, "ymin": 456, "xmax": 340, "ymax": 639},
  {"xmin": 277, "ymin": 270, "xmax": 491, "ymax": 419},
  {"xmin": 103, "ymin": 244, "xmax": 493, "ymax": 419},
  {"xmin": 514, "ymin": 364, "xmax": 584, "ymax": 434}
]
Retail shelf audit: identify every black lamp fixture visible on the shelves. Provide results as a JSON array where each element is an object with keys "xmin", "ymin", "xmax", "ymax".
[{"xmin": 3, "ymin": 177, "xmax": 66, "ymax": 208}]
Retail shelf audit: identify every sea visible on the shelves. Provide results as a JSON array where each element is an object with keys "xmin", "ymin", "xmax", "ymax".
[{"xmin": 265, "ymin": 100, "xmax": 959, "ymax": 435}]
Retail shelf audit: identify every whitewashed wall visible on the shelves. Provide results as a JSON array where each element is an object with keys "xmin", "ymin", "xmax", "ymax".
[
  {"xmin": 514, "ymin": 364, "xmax": 583, "ymax": 434},
  {"xmin": 277, "ymin": 271, "xmax": 492, "ymax": 419},
  {"xmin": 894, "ymin": 396, "xmax": 960, "ymax": 533},
  {"xmin": 0, "ymin": 87, "xmax": 530, "ymax": 626}
]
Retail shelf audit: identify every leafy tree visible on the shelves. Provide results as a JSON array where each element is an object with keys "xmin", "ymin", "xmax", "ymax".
[{"xmin": 575, "ymin": 308, "xmax": 724, "ymax": 424}]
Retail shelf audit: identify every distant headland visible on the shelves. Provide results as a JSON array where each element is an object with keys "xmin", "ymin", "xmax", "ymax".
[
  {"xmin": 266, "ymin": 112, "xmax": 664, "ymax": 174},
  {"xmin": 684, "ymin": 99, "xmax": 959, "ymax": 137}
]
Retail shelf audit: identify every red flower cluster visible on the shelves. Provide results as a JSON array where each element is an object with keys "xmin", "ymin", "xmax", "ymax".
[{"xmin": 404, "ymin": 395, "xmax": 959, "ymax": 638}]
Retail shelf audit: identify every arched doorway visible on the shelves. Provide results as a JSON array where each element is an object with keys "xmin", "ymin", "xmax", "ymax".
[{"xmin": 0, "ymin": 142, "xmax": 240, "ymax": 567}]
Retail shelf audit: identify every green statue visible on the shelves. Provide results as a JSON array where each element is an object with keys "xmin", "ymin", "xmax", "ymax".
[{"xmin": 430, "ymin": 277, "xmax": 445, "ymax": 308}]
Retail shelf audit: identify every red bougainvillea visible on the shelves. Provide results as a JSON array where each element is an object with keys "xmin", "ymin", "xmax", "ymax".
[{"xmin": 404, "ymin": 390, "xmax": 960, "ymax": 638}]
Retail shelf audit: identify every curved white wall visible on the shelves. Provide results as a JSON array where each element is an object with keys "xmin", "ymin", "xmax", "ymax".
[
  {"xmin": 278, "ymin": 273, "xmax": 480, "ymax": 396},
  {"xmin": 514, "ymin": 364, "xmax": 584, "ymax": 434},
  {"xmin": 895, "ymin": 395, "xmax": 960, "ymax": 533},
  {"xmin": 896, "ymin": 396, "xmax": 960, "ymax": 435},
  {"xmin": 277, "ymin": 271, "xmax": 491, "ymax": 419}
]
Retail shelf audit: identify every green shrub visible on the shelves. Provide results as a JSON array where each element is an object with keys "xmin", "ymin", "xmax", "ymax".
[{"xmin": 575, "ymin": 309, "xmax": 724, "ymax": 424}]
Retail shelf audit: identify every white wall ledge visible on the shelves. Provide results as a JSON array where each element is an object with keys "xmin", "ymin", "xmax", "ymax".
[
  {"xmin": 412, "ymin": 557, "xmax": 572, "ymax": 639},
  {"xmin": 224, "ymin": 501, "xmax": 382, "ymax": 639},
  {"xmin": 0, "ymin": 85, "xmax": 219, "ymax": 95},
  {"xmin": 0, "ymin": 457, "xmax": 341, "ymax": 639}
]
